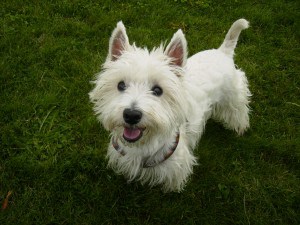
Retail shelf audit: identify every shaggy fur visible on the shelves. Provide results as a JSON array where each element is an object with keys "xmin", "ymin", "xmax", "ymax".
[{"xmin": 89, "ymin": 19, "xmax": 251, "ymax": 192}]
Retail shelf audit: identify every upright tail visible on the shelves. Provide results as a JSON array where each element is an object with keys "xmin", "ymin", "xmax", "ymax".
[{"xmin": 219, "ymin": 19, "xmax": 249, "ymax": 56}]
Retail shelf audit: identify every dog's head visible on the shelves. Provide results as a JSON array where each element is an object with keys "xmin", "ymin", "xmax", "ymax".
[{"xmin": 90, "ymin": 22, "xmax": 188, "ymax": 145}]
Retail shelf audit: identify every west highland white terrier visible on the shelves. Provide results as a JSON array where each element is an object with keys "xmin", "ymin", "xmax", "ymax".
[{"xmin": 89, "ymin": 19, "xmax": 251, "ymax": 192}]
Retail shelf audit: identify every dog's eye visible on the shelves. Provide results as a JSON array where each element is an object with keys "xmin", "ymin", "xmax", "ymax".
[
  {"xmin": 151, "ymin": 85, "xmax": 163, "ymax": 96},
  {"xmin": 117, "ymin": 81, "xmax": 126, "ymax": 91}
]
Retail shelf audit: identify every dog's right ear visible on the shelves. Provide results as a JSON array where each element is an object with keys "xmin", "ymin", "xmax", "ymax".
[{"xmin": 107, "ymin": 21, "xmax": 130, "ymax": 61}]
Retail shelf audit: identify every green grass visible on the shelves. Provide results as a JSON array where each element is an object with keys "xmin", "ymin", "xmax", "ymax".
[{"xmin": 0, "ymin": 0, "xmax": 299, "ymax": 224}]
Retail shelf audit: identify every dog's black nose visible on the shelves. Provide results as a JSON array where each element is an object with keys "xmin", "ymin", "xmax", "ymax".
[{"xmin": 123, "ymin": 109, "xmax": 142, "ymax": 125}]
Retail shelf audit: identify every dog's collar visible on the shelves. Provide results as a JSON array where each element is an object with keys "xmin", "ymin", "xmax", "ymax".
[{"xmin": 112, "ymin": 132, "xmax": 180, "ymax": 168}]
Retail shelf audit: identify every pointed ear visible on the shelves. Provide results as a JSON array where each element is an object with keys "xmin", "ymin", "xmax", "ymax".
[
  {"xmin": 165, "ymin": 29, "xmax": 188, "ymax": 67},
  {"xmin": 107, "ymin": 21, "xmax": 130, "ymax": 61}
]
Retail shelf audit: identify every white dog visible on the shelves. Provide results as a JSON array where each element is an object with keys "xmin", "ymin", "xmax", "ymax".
[{"xmin": 89, "ymin": 19, "xmax": 251, "ymax": 192}]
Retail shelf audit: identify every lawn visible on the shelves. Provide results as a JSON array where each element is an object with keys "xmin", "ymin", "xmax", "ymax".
[{"xmin": 0, "ymin": 0, "xmax": 299, "ymax": 224}]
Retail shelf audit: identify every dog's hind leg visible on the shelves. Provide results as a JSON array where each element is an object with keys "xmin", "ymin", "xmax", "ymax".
[{"xmin": 212, "ymin": 69, "xmax": 251, "ymax": 135}]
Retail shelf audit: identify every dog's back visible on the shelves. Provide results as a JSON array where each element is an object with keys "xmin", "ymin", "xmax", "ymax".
[{"xmin": 185, "ymin": 19, "xmax": 251, "ymax": 136}]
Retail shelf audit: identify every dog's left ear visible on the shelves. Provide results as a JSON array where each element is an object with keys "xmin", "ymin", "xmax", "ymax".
[
  {"xmin": 165, "ymin": 29, "xmax": 188, "ymax": 67},
  {"xmin": 107, "ymin": 21, "xmax": 130, "ymax": 61}
]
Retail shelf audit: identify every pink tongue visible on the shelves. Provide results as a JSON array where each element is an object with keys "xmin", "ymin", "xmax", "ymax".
[{"xmin": 123, "ymin": 127, "xmax": 141, "ymax": 141}]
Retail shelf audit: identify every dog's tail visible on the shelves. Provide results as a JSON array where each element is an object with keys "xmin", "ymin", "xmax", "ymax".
[{"xmin": 219, "ymin": 19, "xmax": 249, "ymax": 56}]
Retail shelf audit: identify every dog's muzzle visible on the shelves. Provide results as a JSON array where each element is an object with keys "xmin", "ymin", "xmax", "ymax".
[{"xmin": 122, "ymin": 109, "xmax": 143, "ymax": 142}]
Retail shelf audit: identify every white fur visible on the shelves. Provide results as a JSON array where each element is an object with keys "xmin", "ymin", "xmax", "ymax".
[{"xmin": 89, "ymin": 19, "xmax": 251, "ymax": 192}]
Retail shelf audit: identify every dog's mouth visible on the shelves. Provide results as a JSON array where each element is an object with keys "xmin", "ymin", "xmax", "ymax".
[{"xmin": 123, "ymin": 126, "xmax": 144, "ymax": 143}]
